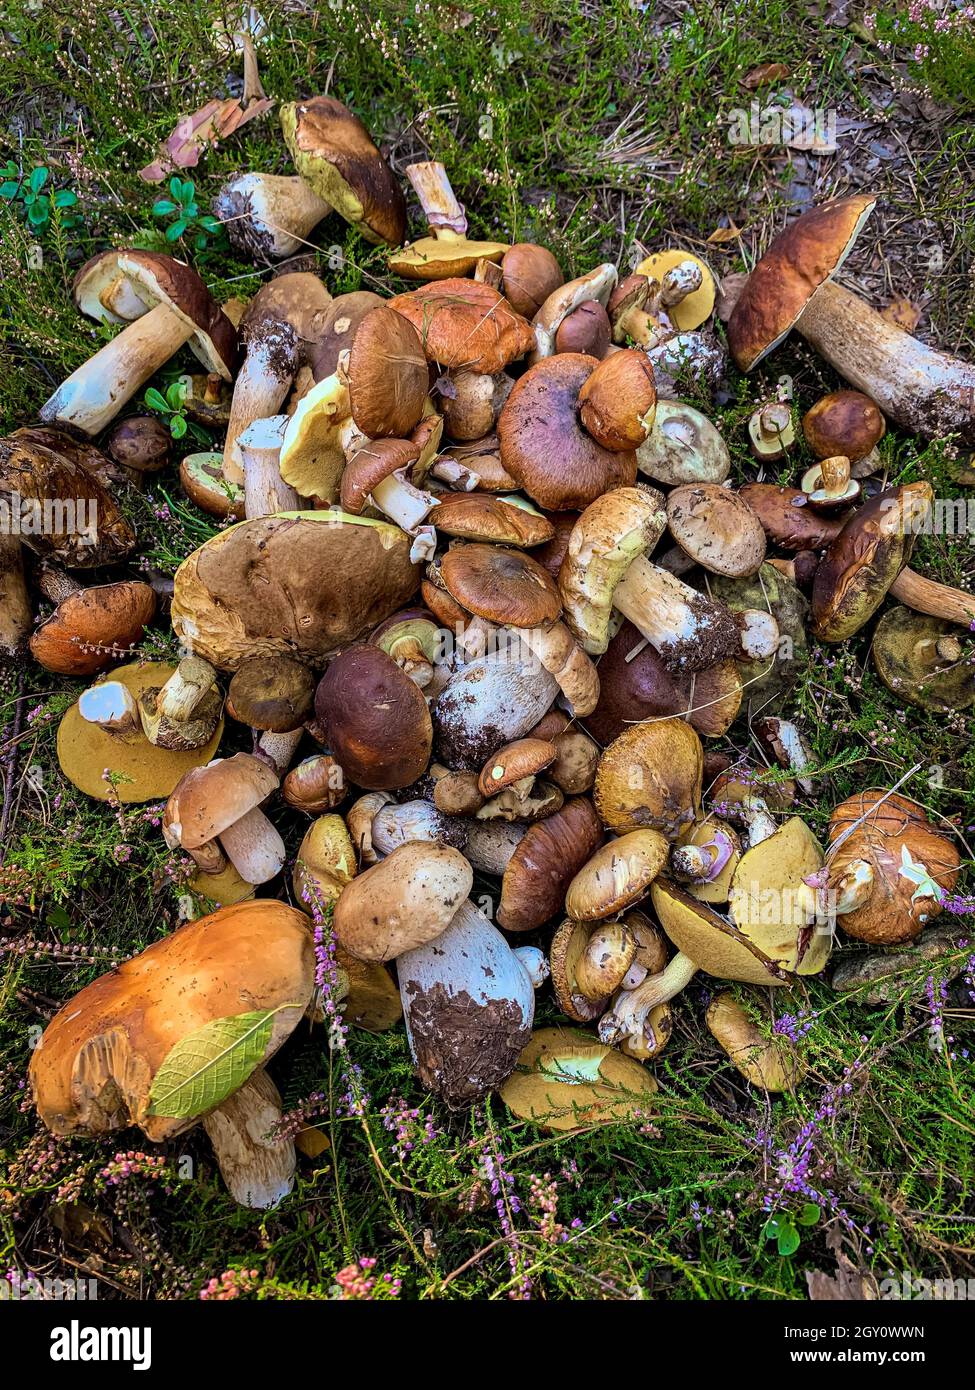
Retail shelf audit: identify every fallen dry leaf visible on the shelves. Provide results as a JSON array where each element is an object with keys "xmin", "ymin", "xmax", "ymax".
[
  {"xmin": 707, "ymin": 220, "xmax": 743, "ymax": 245},
  {"xmin": 742, "ymin": 62, "xmax": 790, "ymax": 89},
  {"xmin": 715, "ymin": 271, "xmax": 750, "ymax": 320},
  {"xmin": 807, "ymin": 1252, "xmax": 878, "ymax": 1301},
  {"xmin": 880, "ymin": 296, "xmax": 923, "ymax": 333}
]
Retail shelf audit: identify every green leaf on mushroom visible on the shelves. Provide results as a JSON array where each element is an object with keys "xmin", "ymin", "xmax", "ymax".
[{"xmin": 147, "ymin": 1004, "xmax": 296, "ymax": 1119}]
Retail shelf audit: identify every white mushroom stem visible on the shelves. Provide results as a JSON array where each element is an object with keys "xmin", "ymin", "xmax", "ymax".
[
  {"xmin": 651, "ymin": 260, "xmax": 704, "ymax": 313},
  {"xmin": 613, "ymin": 556, "xmax": 744, "ymax": 671},
  {"xmin": 517, "ymin": 621, "xmax": 601, "ymax": 717},
  {"xmin": 201, "ymin": 1068, "xmax": 295, "ymax": 1210},
  {"xmin": 513, "ymin": 946, "xmax": 550, "ymax": 989},
  {"xmin": 531, "ymin": 263, "xmax": 618, "ymax": 361},
  {"xmin": 218, "ymin": 806, "xmax": 286, "ymax": 884},
  {"xmin": 78, "ymin": 682, "xmax": 141, "ymax": 742},
  {"xmin": 370, "ymin": 471, "xmax": 441, "ymax": 534},
  {"xmin": 817, "ymin": 455, "xmax": 852, "ymax": 500},
  {"xmin": 257, "ymin": 727, "xmax": 303, "ymax": 777},
  {"xmin": 40, "ymin": 301, "xmax": 195, "ymax": 436},
  {"xmin": 0, "ymin": 534, "xmax": 30, "ymax": 657},
  {"xmin": 889, "ymin": 567, "xmax": 975, "ymax": 628},
  {"xmin": 735, "ymin": 608, "xmax": 780, "ymax": 661},
  {"xmin": 429, "ymin": 457, "xmax": 480, "ymax": 490},
  {"xmin": 727, "ymin": 795, "xmax": 778, "ymax": 847},
  {"xmin": 797, "ymin": 279, "xmax": 975, "ymax": 443},
  {"xmin": 214, "ymin": 172, "xmax": 331, "ymax": 259},
  {"xmin": 158, "ymin": 656, "xmax": 217, "ymax": 721},
  {"xmin": 830, "ymin": 858, "xmax": 875, "ymax": 914},
  {"xmin": 462, "ymin": 820, "xmax": 526, "ymax": 876},
  {"xmin": 223, "ymin": 330, "xmax": 299, "ymax": 484},
  {"xmin": 599, "ymin": 953, "xmax": 699, "ymax": 1042},
  {"xmin": 409, "ymin": 524, "xmax": 438, "ymax": 564},
  {"xmin": 239, "ymin": 414, "xmax": 300, "ymax": 519},
  {"xmin": 405, "ymin": 160, "xmax": 468, "ymax": 235}
]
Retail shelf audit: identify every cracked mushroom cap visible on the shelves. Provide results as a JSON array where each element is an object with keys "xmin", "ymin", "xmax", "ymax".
[
  {"xmin": 811, "ymin": 482, "xmax": 933, "ymax": 642},
  {"xmin": 478, "ymin": 737, "xmax": 557, "ymax": 799},
  {"xmin": 803, "ymin": 389, "xmax": 886, "ymax": 462},
  {"xmin": 872, "ymin": 607, "xmax": 975, "ymax": 713},
  {"xmin": 164, "ymin": 753, "xmax": 278, "ymax": 853},
  {"xmin": 431, "ymin": 492, "xmax": 554, "ymax": 547},
  {"xmin": 171, "ymin": 513, "xmax": 419, "ymax": 669},
  {"xmin": 340, "ymin": 437, "xmax": 421, "ymax": 514},
  {"xmin": 388, "ymin": 280, "xmax": 535, "ymax": 374},
  {"xmin": 501, "ymin": 243, "xmax": 564, "ymax": 319},
  {"xmin": 738, "ymin": 483, "xmax": 847, "ymax": 552},
  {"xmin": 594, "ymin": 719, "xmax": 703, "ymax": 838},
  {"xmin": 72, "ymin": 249, "xmax": 239, "ymax": 379},
  {"xmin": 226, "ymin": 655, "xmax": 314, "ymax": 732},
  {"xmin": 333, "ymin": 841, "xmax": 473, "ymax": 961},
  {"xmin": 498, "ymin": 354, "xmax": 638, "ymax": 510},
  {"xmin": 440, "ymin": 543, "xmax": 561, "ymax": 627},
  {"xmin": 727, "ymin": 195, "xmax": 877, "ymax": 371},
  {"xmin": 30, "ymin": 580, "xmax": 156, "ymax": 677},
  {"xmin": 497, "ymin": 796, "xmax": 603, "ymax": 933},
  {"xmin": 578, "ymin": 349, "xmax": 657, "ymax": 452},
  {"xmin": 348, "ymin": 306, "xmax": 429, "ymax": 438},
  {"xmin": 57, "ymin": 660, "xmax": 225, "ymax": 803},
  {"xmin": 564, "ymin": 830, "xmax": 669, "ymax": 921},
  {"xmin": 315, "ymin": 645, "xmax": 433, "ymax": 790},
  {"xmin": 30, "ymin": 899, "xmax": 314, "ymax": 1142},
  {"xmin": 827, "ymin": 791, "xmax": 960, "ymax": 945},
  {"xmin": 500, "ymin": 1026, "xmax": 656, "ymax": 1132},
  {"xmin": 666, "ymin": 483, "xmax": 767, "ymax": 578},
  {"xmin": 280, "ymin": 96, "xmax": 406, "ymax": 246},
  {"xmin": 636, "ymin": 400, "xmax": 731, "ymax": 487},
  {"xmin": 727, "ymin": 816, "xmax": 831, "ymax": 975}
]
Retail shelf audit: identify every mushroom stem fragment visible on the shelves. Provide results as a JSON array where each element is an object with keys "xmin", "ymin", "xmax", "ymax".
[
  {"xmin": 218, "ymin": 805, "xmax": 286, "ymax": 884},
  {"xmin": 158, "ymin": 656, "xmax": 218, "ymax": 721},
  {"xmin": 889, "ymin": 567, "xmax": 975, "ymax": 627},
  {"xmin": 201, "ymin": 1068, "xmax": 296, "ymax": 1210},
  {"xmin": 78, "ymin": 681, "xmax": 141, "ymax": 742},
  {"xmin": 238, "ymin": 415, "xmax": 300, "ymax": 519},
  {"xmin": 223, "ymin": 331, "xmax": 299, "ymax": 484},
  {"xmin": 599, "ymin": 951, "xmax": 699, "ymax": 1041}
]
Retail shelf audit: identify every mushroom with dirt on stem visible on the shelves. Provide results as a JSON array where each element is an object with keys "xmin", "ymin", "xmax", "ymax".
[{"xmin": 213, "ymin": 170, "xmax": 333, "ymax": 261}]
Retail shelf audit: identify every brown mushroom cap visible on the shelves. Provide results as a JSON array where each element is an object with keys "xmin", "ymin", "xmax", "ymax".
[
  {"xmin": 339, "ymin": 437, "xmax": 422, "ymax": 514},
  {"xmin": 502, "ymin": 243, "xmax": 564, "ymax": 319},
  {"xmin": 348, "ymin": 306, "xmax": 428, "ymax": 438},
  {"xmin": 706, "ymin": 992, "xmax": 805, "ymax": 1093},
  {"xmin": 872, "ymin": 607, "xmax": 974, "ymax": 713},
  {"xmin": 497, "ymin": 797, "xmax": 603, "ymax": 932},
  {"xmin": 29, "ymin": 900, "xmax": 313, "ymax": 1142},
  {"xmin": 594, "ymin": 719, "xmax": 703, "ymax": 838},
  {"xmin": 10, "ymin": 425, "xmax": 123, "ymax": 491},
  {"xmin": 164, "ymin": 753, "xmax": 278, "ymax": 851},
  {"xmin": 308, "ymin": 291, "xmax": 385, "ymax": 382},
  {"xmin": 666, "ymin": 484, "xmax": 767, "ymax": 577},
  {"xmin": 555, "ymin": 300, "xmax": 612, "ymax": 357},
  {"xmin": 333, "ymin": 841, "xmax": 473, "ymax": 961},
  {"xmin": 283, "ymin": 754, "xmax": 346, "ymax": 814},
  {"xmin": 106, "ymin": 416, "xmax": 170, "ymax": 473},
  {"xmin": 440, "ymin": 543, "xmax": 561, "ymax": 627},
  {"xmin": 315, "ymin": 646, "xmax": 433, "ymax": 790},
  {"xmin": 226, "ymin": 655, "xmax": 314, "ymax": 731},
  {"xmin": 727, "ymin": 195, "xmax": 877, "ymax": 371},
  {"xmin": 179, "ymin": 451, "xmax": 245, "ymax": 520},
  {"xmin": 171, "ymin": 513, "xmax": 419, "ymax": 669},
  {"xmin": 478, "ymin": 737, "xmax": 558, "ymax": 798},
  {"xmin": 578, "ymin": 349, "xmax": 657, "ymax": 452},
  {"xmin": 498, "ymin": 353, "xmax": 638, "ymax": 510},
  {"xmin": 280, "ymin": 96, "xmax": 406, "ymax": 246},
  {"xmin": 565, "ymin": 830, "xmax": 669, "ymax": 920},
  {"xmin": 388, "ymin": 280, "xmax": 535, "ymax": 374},
  {"xmin": 30, "ymin": 580, "xmax": 156, "ymax": 677},
  {"xmin": 803, "ymin": 389, "xmax": 886, "ymax": 462},
  {"xmin": 738, "ymin": 483, "xmax": 847, "ymax": 552},
  {"xmin": 500, "ymin": 1026, "xmax": 656, "ymax": 1132},
  {"xmin": 431, "ymin": 492, "xmax": 555, "ymax": 547},
  {"xmin": 57, "ymin": 660, "xmax": 224, "ymax": 803}
]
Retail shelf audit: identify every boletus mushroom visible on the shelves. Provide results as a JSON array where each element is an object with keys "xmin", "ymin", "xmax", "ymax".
[
  {"xmin": 872, "ymin": 606, "xmax": 974, "ymax": 713},
  {"xmin": 500, "ymin": 1027, "xmax": 656, "ymax": 1132},
  {"xmin": 706, "ymin": 992, "xmax": 806, "ymax": 1093},
  {"xmin": 389, "ymin": 161, "xmax": 508, "ymax": 279}
]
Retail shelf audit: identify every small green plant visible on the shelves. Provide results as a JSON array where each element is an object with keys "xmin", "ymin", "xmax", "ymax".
[
  {"xmin": 144, "ymin": 380, "xmax": 189, "ymax": 439},
  {"xmin": 152, "ymin": 176, "xmax": 223, "ymax": 250},
  {"xmin": 0, "ymin": 163, "xmax": 80, "ymax": 234},
  {"xmin": 762, "ymin": 1203, "xmax": 821, "ymax": 1258}
]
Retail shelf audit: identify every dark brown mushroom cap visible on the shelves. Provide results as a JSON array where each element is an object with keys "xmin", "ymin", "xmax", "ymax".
[
  {"xmin": 226, "ymin": 655, "xmax": 315, "ymax": 732},
  {"xmin": 498, "ymin": 354, "xmax": 637, "ymax": 510},
  {"xmin": 727, "ymin": 195, "xmax": 877, "ymax": 371},
  {"xmin": 315, "ymin": 646, "xmax": 433, "ymax": 790},
  {"xmin": 105, "ymin": 416, "xmax": 170, "ymax": 473},
  {"xmin": 739, "ymin": 483, "xmax": 848, "ymax": 552},
  {"xmin": 478, "ymin": 737, "xmax": 558, "ymax": 798},
  {"xmin": 431, "ymin": 492, "xmax": 555, "ymax": 547},
  {"xmin": 280, "ymin": 96, "xmax": 406, "ymax": 246},
  {"xmin": 666, "ymin": 483, "xmax": 767, "ymax": 577},
  {"xmin": 171, "ymin": 513, "xmax": 420, "ymax": 670},
  {"xmin": 72, "ymin": 249, "xmax": 239, "ymax": 378},
  {"xmin": 497, "ymin": 796, "xmax": 603, "ymax": 932},
  {"xmin": 440, "ymin": 543, "xmax": 561, "ymax": 627},
  {"xmin": 584, "ymin": 619, "xmax": 741, "ymax": 744},
  {"xmin": 803, "ymin": 389, "xmax": 886, "ymax": 462},
  {"xmin": 308, "ymin": 291, "xmax": 385, "ymax": 382},
  {"xmin": 29, "ymin": 900, "xmax": 314, "ymax": 1142},
  {"xmin": 0, "ymin": 437, "xmax": 136, "ymax": 567},
  {"xmin": 30, "ymin": 580, "xmax": 157, "ymax": 677},
  {"xmin": 872, "ymin": 607, "xmax": 974, "ymax": 713},
  {"xmin": 348, "ymin": 306, "xmax": 428, "ymax": 439},
  {"xmin": 555, "ymin": 300, "xmax": 612, "ymax": 357},
  {"xmin": 811, "ymin": 482, "xmax": 933, "ymax": 642},
  {"xmin": 502, "ymin": 243, "xmax": 563, "ymax": 319},
  {"xmin": 10, "ymin": 426, "xmax": 123, "ymax": 491},
  {"xmin": 340, "ymin": 438, "xmax": 421, "ymax": 515},
  {"xmin": 387, "ymin": 279, "xmax": 535, "ymax": 374}
]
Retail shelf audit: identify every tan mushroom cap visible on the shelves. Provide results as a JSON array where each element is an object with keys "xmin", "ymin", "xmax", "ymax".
[
  {"xmin": 164, "ymin": 752, "xmax": 278, "ymax": 851},
  {"xmin": 348, "ymin": 306, "xmax": 428, "ymax": 439},
  {"xmin": 388, "ymin": 280, "xmax": 535, "ymax": 374},
  {"xmin": 650, "ymin": 877, "xmax": 790, "ymax": 986},
  {"xmin": 240, "ymin": 272, "xmax": 333, "ymax": 350},
  {"xmin": 431, "ymin": 492, "xmax": 554, "ymax": 547},
  {"xmin": 340, "ymin": 437, "xmax": 421, "ymax": 514},
  {"xmin": 30, "ymin": 580, "xmax": 156, "ymax": 677},
  {"xmin": 179, "ymin": 451, "xmax": 245, "ymax": 520},
  {"xmin": 593, "ymin": 719, "xmax": 703, "ymax": 838},
  {"xmin": 502, "ymin": 243, "xmax": 564, "ymax": 319},
  {"xmin": 278, "ymin": 371, "xmax": 352, "ymax": 502},
  {"xmin": 565, "ymin": 830, "xmax": 669, "ymax": 920},
  {"xmin": 666, "ymin": 483, "xmax": 767, "ymax": 578},
  {"xmin": 728, "ymin": 816, "xmax": 830, "ymax": 974},
  {"xmin": 727, "ymin": 195, "xmax": 877, "ymax": 371},
  {"xmin": 389, "ymin": 231, "xmax": 509, "ymax": 280},
  {"xmin": 57, "ymin": 661, "xmax": 225, "ymax": 803},
  {"xmin": 333, "ymin": 841, "xmax": 473, "ymax": 962},
  {"xmin": 478, "ymin": 737, "xmax": 558, "ymax": 798},
  {"xmin": 578, "ymin": 349, "xmax": 657, "ymax": 452},
  {"xmin": 635, "ymin": 250, "xmax": 716, "ymax": 331},
  {"xmin": 30, "ymin": 900, "xmax": 314, "ymax": 1142},
  {"xmin": 500, "ymin": 1026, "xmax": 656, "ymax": 1132},
  {"xmin": 550, "ymin": 919, "xmax": 610, "ymax": 1022},
  {"xmin": 170, "ymin": 512, "xmax": 419, "ymax": 670},
  {"xmin": 440, "ymin": 543, "xmax": 561, "ymax": 627},
  {"xmin": 280, "ymin": 96, "xmax": 406, "ymax": 246},
  {"xmin": 293, "ymin": 813, "xmax": 357, "ymax": 911},
  {"xmin": 706, "ymin": 993, "xmax": 805, "ymax": 1093},
  {"xmin": 803, "ymin": 389, "xmax": 886, "ymax": 462},
  {"xmin": 308, "ymin": 291, "xmax": 385, "ymax": 383}
]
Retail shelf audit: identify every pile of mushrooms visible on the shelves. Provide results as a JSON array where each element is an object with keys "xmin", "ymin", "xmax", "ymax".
[{"xmin": 18, "ymin": 99, "xmax": 975, "ymax": 1190}]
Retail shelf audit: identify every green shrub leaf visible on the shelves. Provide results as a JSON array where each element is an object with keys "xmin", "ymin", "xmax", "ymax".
[{"xmin": 147, "ymin": 1007, "xmax": 288, "ymax": 1118}]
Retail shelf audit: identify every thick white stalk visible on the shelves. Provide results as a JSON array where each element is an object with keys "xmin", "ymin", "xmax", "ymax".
[{"xmin": 218, "ymin": 806, "xmax": 285, "ymax": 884}]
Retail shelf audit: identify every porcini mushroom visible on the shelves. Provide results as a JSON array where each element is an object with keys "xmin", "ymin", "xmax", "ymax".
[
  {"xmin": 872, "ymin": 606, "xmax": 974, "ymax": 713},
  {"xmin": 500, "ymin": 1027, "xmax": 656, "ymax": 1132},
  {"xmin": 800, "ymin": 455, "xmax": 861, "ymax": 512},
  {"xmin": 565, "ymin": 830, "xmax": 670, "ymax": 921},
  {"xmin": 578, "ymin": 349, "xmax": 657, "ymax": 451},
  {"xmin": 29, "ymin": 570, "xmax": 156, "ymax": 677},
  {"xmin": 706, "ymin": 992, "xmax": 805, "ymax": 1093},
  {"xmin": 163, "ymin": 752, "xmax": 285, "ymax": 884},
  {"xmin": 636, "ymin": 400, "xmax": 731, "ymax": 486},
  {"xmin": 389, "ymin": 160, "xmax": 508, "ymax": 279},
  {"xmin": 666, "ymin": 483, "xmax": 767, "ymax": 577},
  {"xmin": 803, "ymin": 389, "xmax": 886, "ymax": 464},
  {"xmin": 315, "ymin": 646, "xmax": 433, "ymax": 790},
  {"xmin": 213, "ymin": 171, "xmax": 333, "ymax": 260},
  {"xmin": 501, "ymin": 243, "xmax": 564, "ymax": 319},
  {"xmin": 388, "ymin": 279, "xmax": 535, "ymax": 375}
]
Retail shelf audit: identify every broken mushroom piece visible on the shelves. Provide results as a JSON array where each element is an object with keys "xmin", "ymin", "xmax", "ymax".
[
  {"xmin": 138, "ymin": 678, "xmax": 223, "ymax": 751},
  {"xmin": 593, "ymin": 719, "xmax": 703, "ymax": 838},
  {"xmin": 748, "ymin": 400, "xmax": 795, "ymax": 461},
  {"xmin": 40, "ymin": 250, "xmax": 238, "ymax": 436},
  {"xmin": 728, "ymin": 194, "xmax": 975, "ymax": 443},
  {"xmin": 827, "ymin": 790, "xmax": 960, "ymax": 945},
  {"xmin": 315, "ymin": 645, "xmax": 433, "ymax": 791},
  {"xmin": 529, "ymin": 263, "xmax": 618, "ymax": 362},
  {"xmin": 802, "ymin": 388, "xmax": 886, "ymax": 465},
  {"xmin": 213, "ymin": 171, "xmax": 332, "ymax": 260},
  {"xmin": 29, "ymin": 901, "xmax": 314, "ymax": 1209},
  {"xmin": 706, "ymin": 992, "xmax": 805, "ymax": 1093},
  {"xmin": 432, "ymin": 650, "xmax": 559, "ymax": 770},
  {"xmin": 635, "ymin": 250, "xmax": 716, "ymax": 331},
  {"xmin": 500, "ymin": 1027, "xmax": 657, "ymax": 1132},
  {"xmin": 670, "ymin": 820, "xmax": 742, "ymax": 902},
  {"xmin": 163, "ymin": 752, "xmax": 285, "ymax": 884},
  {"xmin": 636, "ymin": 400, "xmax": 731, "ymax": 486},
  {"xmin": 800, "ymin": 455, "xmax": 861, "ymax": 512},
  {"xmin": 872, "ymin": 606, "xmax": 974, "ymax": 713},
  {"xmin": 389, "ymin": 160, "xmax": 508, "ymax": 279}
]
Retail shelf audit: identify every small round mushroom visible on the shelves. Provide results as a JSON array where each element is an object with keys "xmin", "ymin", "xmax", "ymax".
[
  {"xmin": 105, "ymin": 415, "xmax": 171, "ymax": 474},
  {"xmin": 163, "ymin": 752, "xmax": 285, "ymax": 884},
  {"xmin": 872, "ymin": 606, "xmax": 974, "ymax": 712},
  {"xmin": 294, "ymin": 812, "xmax": 357, "ymax": 909},
  {"xmin": 440, "ymin": 543, "xmax": 561, "ymax": 629},
  {"xmin": 227, "ymin": 656, "xmax": 315, "ymax": 732},
  {"xmin": 555, "ymin": 300, "xmax": 612, "ymax": 357},
  {"xmin": 578, "ymin": 349, "xmax": 657, "ymax": 451},
  {"xmin": 333, "ymin": 841, "xmax": 474, "ymax": 962},
  {"xmin": 666, "ymin": 483, "xmax": 767, "ymax": 578},
  {"xmin": 315, "ymin": 646, "xmax": 433, "ymax": 790},
  {"xmin": 501, "ymin": 243, "xmax": 564, "ymax": 319},
  {"xmin": 800, "ymin": 455, "xmax": 861, "ymax": 512},
  {"xmin": 803, "ymin": 388, "xmax": 886, "ymax": 463},
  {"xmin": 748, "ymin": 400, "xmax": 795, "ymax": 461},
  {"xmin": 369, "ymin": 607, "xmax": 443, "ymax": 688},
  {"xmin": 478, "ymin": 736, "xmax": 558, "ymax": 799},
  {"xmin": 593, "ymin": 720, "xmax": 703, "ymax": 838}
]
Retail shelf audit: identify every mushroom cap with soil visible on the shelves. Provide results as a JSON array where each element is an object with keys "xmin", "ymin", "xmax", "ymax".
[
  {"xmin": 29, "ymin": 900, "xmax": 314, "ymax": 1209},
  {"xmin": 57, "ymin": 660, "xmax": 224, "ymax": 803},
  {"xmin": 636, "ymin": 400, "xmax": 731, "ymax": 486},
  {"xmin": 315, "ymin": 645, "xmax": 433, "ymax": 790},
  {"xmin": 666, "ymin": 483, "xmax": 767, "ymax": 578},
  {"xmin": 500, "ymin": 1026, "xmax": 656, "ymax": 1132},
  {"xmin": 803, "ymin": 389, "xmax": 886, "ymax": 462},
  {"xmin": 871, "ymin": 606, "xmax": 974, "ymax": 713},
  {"xmin": 333, "ymin": 841, "xmax": 474, "ymax": 962},
  {"xmin": 170, "ymin": 512, "xmax": 420, "ymax": 669},
  {"xmin": 279, "ymin": 95, "xmax": 406, "ymax": 246},
  {"xmin": 30, "ymin": 578, "xmax": 157, "ymax": 677},
  {"xmin": 593, "ymin": 719, "xmax": 703, "ymax": 838},
  {"xmin": 388, "ymin": 279, "xmax": 535, "ymax": 375},
  {"xmin": 431, "ymin": 649, "xmax": 560, "ymax": 770}
]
